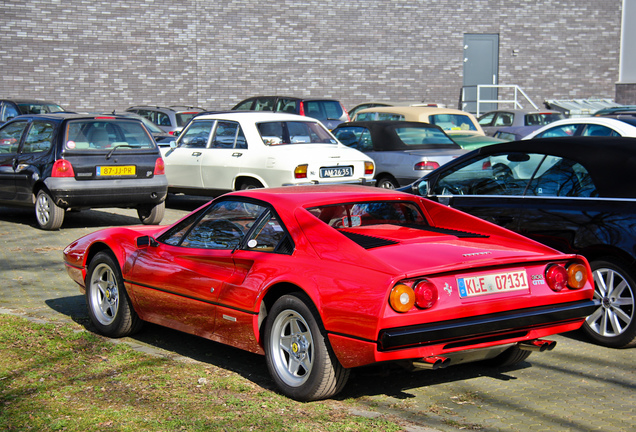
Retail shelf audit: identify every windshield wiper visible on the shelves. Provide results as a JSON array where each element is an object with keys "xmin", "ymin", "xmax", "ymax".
[{"xmin": 106, "ymin": 144, "xmax": 134, "ymax": 159}]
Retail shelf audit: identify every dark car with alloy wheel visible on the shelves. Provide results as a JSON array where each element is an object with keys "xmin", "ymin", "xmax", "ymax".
[
  {"xmin": 400, "ymin": 136, "xmax": 636, "ymax": 348},
  {"xmin": 0, "ymin": 113, "xmax": 167, "ymax": 230}
]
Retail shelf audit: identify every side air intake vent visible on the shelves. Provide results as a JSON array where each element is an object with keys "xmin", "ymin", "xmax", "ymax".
[{"xmin": 340, "ymin": 231, "xmax": 399, "ymax": 249}]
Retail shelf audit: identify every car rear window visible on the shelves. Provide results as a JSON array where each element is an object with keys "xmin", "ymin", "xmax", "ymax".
[
  {"xmin": 307, "ymin": 201, "xmax": 429, "ymax": 229},
  {"xmin": 175, "ymin": 113, "xmax": 200, "ymax": 127},
  {"xmin": 64, "ymin": 119, "xmax": 156, "ymax": 150},
  {"xmin": 429, "ymin": 114, "xmax": 478, "ymax": 132},
  {"xmin": 257, "ymin": 121, "xmax": 338, "ymax": 145},
  {"xmin": 304, "ymin": 100, "xmax": 343, "ymax": 120}
]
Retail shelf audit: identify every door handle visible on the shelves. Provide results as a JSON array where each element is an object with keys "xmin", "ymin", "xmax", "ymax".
[
  {"xmin": 232, "ymin": 152, "xmax": 243, "ymax": 158},
  {"xmin": 191, "ymin": 152, "xmax": 202, "ymax": 157}
]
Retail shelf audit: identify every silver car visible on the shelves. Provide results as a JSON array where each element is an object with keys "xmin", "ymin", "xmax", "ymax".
[{"xmin": 332, "ymin": 121, "xmax": 467, "ymax": 189}]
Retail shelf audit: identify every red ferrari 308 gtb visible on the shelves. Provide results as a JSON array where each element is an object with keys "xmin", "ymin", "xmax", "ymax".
[{"xmin": 63, "ymin": 185, "xmax": 595, "ymax": 401}]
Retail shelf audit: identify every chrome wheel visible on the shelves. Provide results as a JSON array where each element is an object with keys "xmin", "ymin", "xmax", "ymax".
[
  {"xmin": 269, "ymin": 309, "xmax": 314, "ymax": 387},
  {"xmin": 583, "ymin": 259, "xmax": 636, "ymax": 347},
  {"xmin": 89, "ymin": 263, "xmax": 120, "ymax": 326}
]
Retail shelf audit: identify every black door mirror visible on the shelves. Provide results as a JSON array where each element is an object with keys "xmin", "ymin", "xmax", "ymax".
[{"xmin": 137, "ymin": 235, "xmax": 158, "ymax": 248}]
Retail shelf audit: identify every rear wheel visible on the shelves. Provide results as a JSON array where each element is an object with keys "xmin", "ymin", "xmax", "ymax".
[
  {"xmin": 264, "ymin": 293, "xmax": 350, "ymax": 401},
  {"xmin": 376, "ymin": 176, "xmax": 398, "ymax": 189},
  {"xmin": 583, "ymin": 259, "xmax": 636, "ymax": 348},
  {"xmin": 238, "ymin": 179, "xmax": 263, "ymax": 190},
  {"xmin": 137, "ymin": 201, "xmax": 165, "ymax": 225},
  {"xmin": 35, "ymin": 190, "xmax": 64, "ymax": 230},
  {"xmin": 86, "ymin": 251, "xmax": 142, "ymax": 337}
]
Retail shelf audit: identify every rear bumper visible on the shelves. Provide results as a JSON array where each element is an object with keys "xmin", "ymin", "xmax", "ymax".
[
  {"xmin": 45, "ymin": 176, "xmax": 168, "ymax": 208},
  {"xmin": 378, "ymin": 300, "xmax": 597, "ymax": 351}
]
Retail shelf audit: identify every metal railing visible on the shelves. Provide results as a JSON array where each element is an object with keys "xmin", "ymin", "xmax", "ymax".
[{"xmin": 461, "ymin": 85, "xmax": 539, "ymax": 116}]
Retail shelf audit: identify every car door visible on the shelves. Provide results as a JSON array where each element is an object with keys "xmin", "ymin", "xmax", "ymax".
[
  {"xmin": 201, "ymin": 120, "xmax": 246, "ymax": 190},
  {"xmin": 163, "ymin": 120, "xmax": 215, "ymax": 189},
  {"xmin": 0, "ymin": 119, "xmax": 29, "ymax": 200},
  {"xmin": 127, "ymin": 198, "xmax": 271, "ymax": 339},
  {"xmin": 422, "ymin": 151, "xmax": 546, "ymax": 230},
  {"xmin": 13, "ymin": 120, "xmax": 56, "ymax": 203}
]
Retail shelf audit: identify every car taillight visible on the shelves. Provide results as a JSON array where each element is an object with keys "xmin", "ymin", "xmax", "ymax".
[
  {"xmin": 365, "ymin": 161, "xmax": 374, "ymax": 175},
  {"xmin": 414, "ymin": 280, "xmax": 438, "ymax": 309},
  {"xmin": 482, "ymin": 161, "xmax": 492, "ymax": 170},
  {"xmin": 168, "ymin": 131, "xmax": 175, "ymax": 135},
  {"xmin": 154, "ymin": 157, "xmax": 165, "ymax": 175},
  {"xmin": 389, "ymin": 284, "xmax": 415, "ymax": 313},
  {"xmin": 299, "ymin": 101, "xmax": 305, "ymax": 116},
  {"xmin": 294, "ymin": 164, "xmax": 308, "ymax": 179},
  {"xmin": 414, "ymin": 161, "xmax": 440, "ymax": 171},
  {"xmin": 52, "ymin": 159, "xmax": 75, "ymax": 178},
  {"xmin": 545, "ymin": 262, "xmax": 588, "ymax": 291}
]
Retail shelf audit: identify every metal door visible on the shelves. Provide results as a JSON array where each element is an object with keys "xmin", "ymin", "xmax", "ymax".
[{"xmin": 463, "ymin": 34, "xmax": 499, "ymax": 114}]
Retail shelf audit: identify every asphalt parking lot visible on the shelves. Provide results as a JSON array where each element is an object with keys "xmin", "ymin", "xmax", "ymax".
[{"xmin": 1, "ymin": 195, "xmax": 634, "ymax": 432}]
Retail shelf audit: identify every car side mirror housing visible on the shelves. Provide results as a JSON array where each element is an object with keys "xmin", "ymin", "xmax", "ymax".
[{"xmin": 137, "ymin": 235, "xmax": 158, "ymax": 248}]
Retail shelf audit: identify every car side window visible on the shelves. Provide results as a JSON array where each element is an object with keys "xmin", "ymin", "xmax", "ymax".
[
  {"xmin": 156, "ymin": 112, "xmax": 171, "ymax": 127},
  {"xmin": 275, "ymin": 98, "xmax": 297, "ymax": 114},
  {"xmin": 494, "ymin": 113, "xmax": 513, "ymax": 126},
  {"xmin": 212, "ymin": 121, "xmax": 246, "ymax": 149},
  {"xmin": 581, "ymin": 125, "xmax": 620, "ymax": 137},
  {"xmin": 137, "ymin": 109, "xmax": 156, "ymax": 124},
  {"xmin": 529, "ymin": 157, "xmax": 596, "ymax": 197},
  {"xmin": 478, "ymin": 112, "xmax": 495, "ymax": 126},
  {"xmin": 179, "ymin": 120, "xmax": 215, "ymax": 148},
  {"xmin": 333, "ymin": 126, "xmax": 372, "ymax": 151},
  {"xmin": 22, "ymin": 121, "xmax": 55, "ymax": 153},
  {"xmin": 245, "ymin": 211, "xmax": 290, "ymax": 252},
  {"xmin": 537, "ymin": 124, "xmax": 578, "ymax": 138},
  {"xmin": 0, "ymin": 121, "xmax": 29, "ymax": 153},
  {"xmin": 433, "ymin": 152, "xmax": 544, "ymax": 196}
]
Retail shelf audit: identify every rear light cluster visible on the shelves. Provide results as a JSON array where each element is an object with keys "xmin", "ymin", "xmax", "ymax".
[
  {"xmin": 414, "ymin": 161, "xmax": 440, "ymax": 171},
  {"xmin": 389, "ymin": 279, "xmax": 438, "ymax": 313},
  {"xmin": 52, "ymin": 159, "xmax": 75, "ymax": 178},
  {"xmin": 365, "ymin": 161, "xmax": 374, "ymax": 175},
  {"xmin": 154, "ymin": 157, "xmax": 165, "ymax": 175},
  {"xmin": 545, "ymin": 262, "xmax": 588, "ymax": 292},
  {"xmin": 294, "ymin": 164, "xmax": 308, "ymax": 179}
]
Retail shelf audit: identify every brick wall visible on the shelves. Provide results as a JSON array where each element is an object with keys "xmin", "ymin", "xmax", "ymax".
[{"xmin": 0, "ymin": 0, "xmax": 622, "ymax": 112}]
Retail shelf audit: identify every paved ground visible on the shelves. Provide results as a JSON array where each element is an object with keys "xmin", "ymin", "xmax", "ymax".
[{"xmin": 1, "ymin": 196, "xmax": 634, "ymax": 432}]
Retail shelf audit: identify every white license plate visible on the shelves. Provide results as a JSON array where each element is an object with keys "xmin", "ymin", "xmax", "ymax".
[
  {"xmin": 457, "ymin": 269, "xmax": 529, "ymax": 298},
  {"xmin": 320, "ymin": 166, "xmax": 353, "ymax": 178}
]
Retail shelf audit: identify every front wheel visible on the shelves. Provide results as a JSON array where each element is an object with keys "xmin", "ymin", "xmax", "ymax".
[
  {"xmin": 137, "ymin": 201, "xmax": 165, "ymax": 225},
  {"xmin": 86, "ymin": 251, "xmax": 142, "ymax": 337},
  {"xmin": 582, "ymin": 259, "xmax": 636, "ymax": 348},
  {"xmin": 264, "ymin": 293, "xmax": 350, "ymax": 401},
  {"xmin": 35, "ymin": 190, "xmax": 65, "ymax": 230}
]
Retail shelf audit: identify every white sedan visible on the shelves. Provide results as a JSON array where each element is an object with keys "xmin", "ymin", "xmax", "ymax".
[
  {"xmin": 162, "ymin": 112, "xmax": 375, "ymax": 194},
  {"xmin": 522, "ymin": 117, "xmax": 636, "ymax": 139}
]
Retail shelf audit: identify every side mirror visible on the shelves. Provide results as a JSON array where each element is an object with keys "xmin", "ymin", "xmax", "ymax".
[
  {"xmin": 137, "ymin": 235, "xmax": 158, "ymax": 248},
  {"xmin": 169, "ymin": 140, "xmax": 177, "ymax": 149}
]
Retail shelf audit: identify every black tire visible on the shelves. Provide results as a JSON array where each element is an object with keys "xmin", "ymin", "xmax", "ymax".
[
  {"xmin": 35, "ymin": 189, "xmax": 65, "ymax": 230},
  {"xmin": 582, "ymin": 259, "xmax": 636, "ymax": 348},
  {"xmin": 483, "ymin": 345, "xmax": 532, "ymax": 367},
  {"xmin": 264, "ymin": 293, "xmax": 350, "ymax": 401},
  {"xmin": 376, "ymin": 176, "xmax": 398, "ymax": 189},
  {"xmin": 238, "ymin": 179, "xmax": 263, "ymax": 190},
  {"xmin": 85, "ymin": 251, "xmax": 142, "ymax": 338},
  {"xmin": 137, "ymin": 201, "xmax": 165, "ymax": 225}
]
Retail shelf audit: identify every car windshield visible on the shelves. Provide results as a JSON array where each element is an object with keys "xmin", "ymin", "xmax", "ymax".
[
  {"xmin": 429, "ymin": 114, "xmax": 478, "ymax": 132},
  {"xmin": 17, "ymin": 103, "xmax": 64, "ymax": 115},
  {"xmin": 257, "ymin": 121, "xmax": 338, "ymax": 145},
  {"xmin": 64, "ymin": 119, "xmax": 156, "ymax": 150},
  {"xmin": 307, "ymin": 201, "xmax": 428, "ymax": 229}
]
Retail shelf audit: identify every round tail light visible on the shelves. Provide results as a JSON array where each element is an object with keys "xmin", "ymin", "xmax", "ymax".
[
  {"xmin": 389, "ymin": 284, "xmax": 415, "ymax": 313},
  {"xmin": 414, "ymin": 280, "xmax": 438, "ymax": 309},
  {"xmin": 546, "ymin": 264, "xmax": 568, "ymax": 292},
  {"xmin": 567, "ymin": 263, "xmax": 587, "ymax": 289}
]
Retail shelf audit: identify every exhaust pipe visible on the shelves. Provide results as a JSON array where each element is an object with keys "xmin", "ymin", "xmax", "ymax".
[
  {"xmin": 412, "ymin": 356, "xmax": 451, "ymax": 370},
  {"xmin": 518, "ymin": 339, "xmax": 557, "ymax": 352}
]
